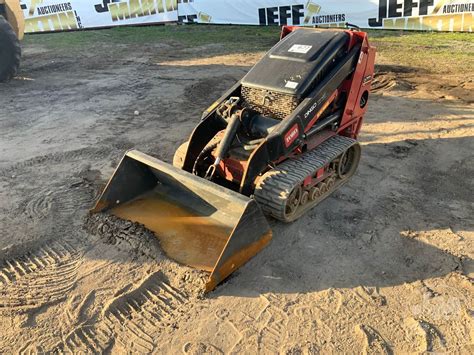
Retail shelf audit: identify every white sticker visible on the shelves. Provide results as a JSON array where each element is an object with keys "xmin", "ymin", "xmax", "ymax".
[
  {"xmin": 288, "ymin": 44, "xmax": 312, "ymax": 54},
  {"xmin": 285, "ymin": 81, "xmax": 299, "ymax": 89}
]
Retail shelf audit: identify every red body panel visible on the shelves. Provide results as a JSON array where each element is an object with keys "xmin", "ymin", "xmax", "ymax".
[
  {"xmin": 282, "ymin": 26, "xmax": 376, "ymax": 141},
  {"xmin": 218, "ymin": 158, "xmax": 247, "ymax": 183}
]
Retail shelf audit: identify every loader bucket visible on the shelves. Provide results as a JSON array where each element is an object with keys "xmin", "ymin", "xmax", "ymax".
[{"xmin": 92, "ymin": 150, "xmax": 272, "ymax": 291}]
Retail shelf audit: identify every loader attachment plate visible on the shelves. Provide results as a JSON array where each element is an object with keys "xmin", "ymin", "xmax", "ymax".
[{"xmin": 92, "ymin": 150, "xmax": 272, "ymax": 291}]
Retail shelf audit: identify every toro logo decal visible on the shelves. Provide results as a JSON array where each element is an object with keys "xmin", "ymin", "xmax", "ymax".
[
  {"xmin": 284, "ymin": 124, "xmax": 300, "ymax": 147},
  {"xmin": 363, "ymin": 75, "xmax": 373, "ymax": 86}
]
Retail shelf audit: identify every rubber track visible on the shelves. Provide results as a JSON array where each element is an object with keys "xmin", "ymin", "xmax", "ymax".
[{"xmin": 254, "ymin": 135, "xmax": 357, "ymax": 221}]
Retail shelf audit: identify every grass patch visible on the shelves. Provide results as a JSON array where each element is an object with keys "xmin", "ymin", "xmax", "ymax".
[
  {"xmin": 24, "ymin": 25, "xmax": 473, "ymax": 73},
  {"xmin": 368, "ymin": 30, "xmax": 474, "ymax": 73},
  {"xmin": 24, "ymin": 24, "xmax": 281, "ymax": 51}
]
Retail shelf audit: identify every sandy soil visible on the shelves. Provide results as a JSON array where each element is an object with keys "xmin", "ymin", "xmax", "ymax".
[{"xmin": 0, "ymin": 36, "xmax": 473, "ymax": 353}]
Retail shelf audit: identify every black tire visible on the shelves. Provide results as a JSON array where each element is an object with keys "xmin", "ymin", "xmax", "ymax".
[{"xmin": 0, "ymin": 15, "xmax": 21, "ymax": 83}]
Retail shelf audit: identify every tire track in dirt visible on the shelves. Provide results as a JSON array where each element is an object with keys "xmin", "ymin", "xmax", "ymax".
[
  {"xmin": 103, "ymin": 271, "xmax": 188, "ymax": 353},
  {"xmin": 371, "ymin": 73, "xmax": 414, "ymax": 94},
  {"xmin": 0, "ymin": 240, "xmax": 79, "ymax": 286},
  {"xmin": 21, "ymin": 190, "xmax": 53, "ymax": 220},
  {"xmin": 0, "ymin": 240, "xmax": 82, "ymax": 311},
  {"xmin": 53, "ymin": 271, "xmax": 190, "ymax": 353},
  {"xmin": 371, "ymin": 73, "xmax": 397, "ymax": 93},
  {"xmin": 55, "ymin": 324, "xmax": 112, "ymax": 353},
  {"xmin": 20, "ymin": 183, "xmax": 99, "ymax": 220},
  {"xmin": 0, "ymin": 147, "xmax": 108, "ymax": 178},
  {"xmin": 17, "ymin": 333, "xmax": 52, "ymax": 354}
]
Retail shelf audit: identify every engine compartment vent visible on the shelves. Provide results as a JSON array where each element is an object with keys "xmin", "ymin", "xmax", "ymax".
[{"xmin": 241, "ymin": 86, "xmax": 301, "ymax": 120}]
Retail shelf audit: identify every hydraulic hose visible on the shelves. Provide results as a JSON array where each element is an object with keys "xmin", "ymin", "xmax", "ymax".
[{"xmin": 205, "ymin": 113, "xmax": 241, "ymax": 180}]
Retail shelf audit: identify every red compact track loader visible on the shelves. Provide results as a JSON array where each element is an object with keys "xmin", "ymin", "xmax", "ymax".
[{"xmin": 93, "ymin": 26, "xmax": 376, "ymax": 291}]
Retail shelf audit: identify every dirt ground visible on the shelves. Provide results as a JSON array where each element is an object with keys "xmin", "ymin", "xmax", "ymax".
[{"xmin": 0, "ymin": 27, "xmax": 473, "ymax": 353}]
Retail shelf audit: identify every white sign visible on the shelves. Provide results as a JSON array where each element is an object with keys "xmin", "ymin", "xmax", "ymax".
[
  {"xmin": 22, "ymin": 0, "xmax": 178, "ymax": 33},
  {"xmin": 22, "ymin": 0, "xmax": 473, "ymax": 33},
  {"xmin": 178, "ymin": 0, "xmax": 473, "ymax": 32}
]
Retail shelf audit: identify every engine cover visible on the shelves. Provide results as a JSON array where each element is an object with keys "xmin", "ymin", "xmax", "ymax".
[{"xmin": 241, "ymin": 29, "xmax": 349, "ymax": 99}]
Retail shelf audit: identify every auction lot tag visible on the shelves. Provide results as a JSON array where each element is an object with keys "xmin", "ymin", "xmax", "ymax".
[
  {"xmin": 288, "ymin": 44, "xmax": 312, "ymax": 54},
  {"xmin": 285, "ymin": 81, "xmax": 299, "ymax": 89}
]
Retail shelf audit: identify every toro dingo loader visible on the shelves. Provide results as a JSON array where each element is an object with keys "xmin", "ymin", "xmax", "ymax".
[
  {"xmin": 93, "ymin": 26, "xmax": 376, "ymax": 291},
  {"xmin": 0, "ymin": 0, "xmax": 24, "ymax": 82}
]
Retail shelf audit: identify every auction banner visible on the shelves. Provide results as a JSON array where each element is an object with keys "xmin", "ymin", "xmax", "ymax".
[
  {"xmin": 22, "ymin": 0, "xmax": 178, "ymax": 33},
  {"xmin": 22, "ymin": 0, "xmax": 473, "ymax": 32},
  {"xmin": 178, "ymin": 0, "xmax": 473, "ymax": 32}
]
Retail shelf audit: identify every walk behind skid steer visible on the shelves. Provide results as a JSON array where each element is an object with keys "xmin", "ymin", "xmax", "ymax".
[
  {"xmin": 0, "ymin": 0, "xmax": 24, "ymax": 82},
  {"xmin": 93, "ymin": 26, "xmax": 376, "ymax": 291}
]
